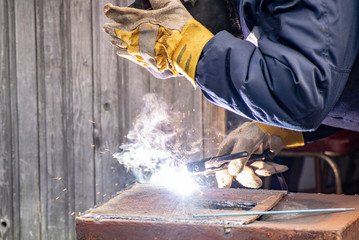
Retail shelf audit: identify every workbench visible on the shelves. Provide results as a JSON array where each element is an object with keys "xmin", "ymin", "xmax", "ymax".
[{"xmin": 76, "ymin": 184, "xmax": 359, "ymax": 239}]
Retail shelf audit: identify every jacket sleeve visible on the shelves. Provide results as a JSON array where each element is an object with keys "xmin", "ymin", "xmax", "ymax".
[{"xmin": 195, "ymin": 0, "xmax": 359, "ymax": 131}]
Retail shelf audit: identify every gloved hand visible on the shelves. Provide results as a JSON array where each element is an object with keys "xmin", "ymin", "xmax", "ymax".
[
  {"xmin": 102, "ymin": 0, "xmax": 214, "ymax": 85},
  {"xmin": 215, "ymin": 122, "xmax": 304, "ymax": 189}
]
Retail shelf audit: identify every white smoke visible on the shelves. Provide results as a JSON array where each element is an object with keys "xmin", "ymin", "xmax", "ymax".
[{"xmin": 113, "ymin": 93, "xmax": 199, "ymax": 183}]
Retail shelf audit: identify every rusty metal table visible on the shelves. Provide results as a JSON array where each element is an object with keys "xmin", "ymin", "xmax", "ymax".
[{"xmin": 76, "ymin": 184, "xmax": 359, "ymax": 240}]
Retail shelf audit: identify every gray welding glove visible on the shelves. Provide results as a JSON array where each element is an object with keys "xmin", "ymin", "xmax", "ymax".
[
  {"xmin": 107, "ymin": 24, "xmax": 175, "ymax": 79},
  {"xmin": 103, "ymin": 0, "xmax": 214, "ymax": 85},
  {"xmin": 215, "ymin": 122, "xmax": 292, "ymax": 189}
]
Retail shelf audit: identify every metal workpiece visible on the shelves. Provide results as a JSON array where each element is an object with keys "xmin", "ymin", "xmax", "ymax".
[{"xmin": 76, "ymin": 184, "xmax": 359, "ymax": 240}]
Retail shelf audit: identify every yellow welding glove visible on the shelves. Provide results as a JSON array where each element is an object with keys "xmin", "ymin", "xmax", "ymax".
[
  {"xmin": 215, "ymin": 122, "xmax": 304, "ymax": 189},
  {"xmin": 254, "ymin": 122, "xmax": 304, "ymax": 148},
  {"xmin": 102, "ymin": 0, "xmax": 214, "ymax": 85}
]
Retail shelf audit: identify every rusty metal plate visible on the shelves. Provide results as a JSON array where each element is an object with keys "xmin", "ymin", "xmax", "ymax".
[
  {"xmin": 76, "ymin": 184, "xmax": 359, "ymax": 240},
  {"xmin": 79, "ymin": 183, "xmax": 285, "ymax": 225}
]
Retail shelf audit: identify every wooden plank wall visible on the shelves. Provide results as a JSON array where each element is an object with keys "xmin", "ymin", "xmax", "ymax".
[{"xmin": 0, "ymin": 0, "xmax": 226, "ymax": 239}]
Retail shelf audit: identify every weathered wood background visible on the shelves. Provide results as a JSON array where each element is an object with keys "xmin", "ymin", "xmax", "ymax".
[{"xmin": 0, "ymin": 0, "xmax": 226, "ymax": 239}]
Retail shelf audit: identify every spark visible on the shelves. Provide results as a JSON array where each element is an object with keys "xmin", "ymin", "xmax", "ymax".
[
  {"xmin": 70, "ymin": 212, "xmax": 75, "ymax": 216},
  {"xmin": 150, "ymin": 165, "xmax": 198, "ymax": 196},
  {"xmin": 52, "ymin": 177, "xmax": 62, "ymax": 180},
  {"xmin": 88, "ymin": 120, "xmax": 95, "ymax": 124},
  {"xmin": 56, "ymin": 197, "xmax": 60, "ymax": 200}
]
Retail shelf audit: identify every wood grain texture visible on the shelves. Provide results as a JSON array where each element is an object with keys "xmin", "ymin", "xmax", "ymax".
[
  {"xmin": 7, "ymin": 0, "xmax": 21, "ymax": 239},
  {"xmin": 14, "ymin": 0, "xmax": 41, "ymax": 239},
  {"xmin": 42, "ymin": 0, "xmax": 69, "ymax": 239},
  {"xmin": 0, "ymin": 0, "xmax": 13, "ymax": 239},
  {"xmin": 92, "ymin": 0, "xmax": 130, "ymax": 205},
  {"xmin": 69, "ymin": 0, "xmax": 96, "ymax": 238},
  {"xmin": 34, "ymin": 1, "xmax": 49, "ymax": 238}
]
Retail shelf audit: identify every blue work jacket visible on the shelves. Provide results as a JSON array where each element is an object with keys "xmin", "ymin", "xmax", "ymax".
[{"xmin": 195, "ymin": 0, "xmax": 359, "ymax": 132}]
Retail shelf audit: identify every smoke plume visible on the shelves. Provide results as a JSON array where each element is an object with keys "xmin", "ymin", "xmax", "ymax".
[{"xmin": 113, "ymin": 93, "xmax": 200, "ymax": 183}]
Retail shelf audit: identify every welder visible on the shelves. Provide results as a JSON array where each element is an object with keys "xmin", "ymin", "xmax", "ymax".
[{"xmin": 103, "ymin": 0, "xmax": 359, "ymax": 189}]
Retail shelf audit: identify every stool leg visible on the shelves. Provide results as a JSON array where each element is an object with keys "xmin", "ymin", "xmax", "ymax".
[
  {"xmin": 322, "ymin": 159, "xmax": 330, "ymax": 193},
  {"xmin": 314, "ymin": 158, "xmax": 322, "ymax": 193},
  {"xmin": 278, "ymin": 151, "xmax": 343, "ymax": 194},
  {"xmin": 263, "ymin": 176, "xmax": 271, "ymax": 189}
]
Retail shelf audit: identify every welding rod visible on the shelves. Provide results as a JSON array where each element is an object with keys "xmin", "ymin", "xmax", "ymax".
[{"xmin": 193, "ymin": 208, "xmax": 355, "ymax": 218}]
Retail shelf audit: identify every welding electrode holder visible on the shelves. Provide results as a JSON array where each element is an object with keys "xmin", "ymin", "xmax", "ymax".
[{"xmin": 186, "ymin": 150, "xmax": 271, "ymax": 174}]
